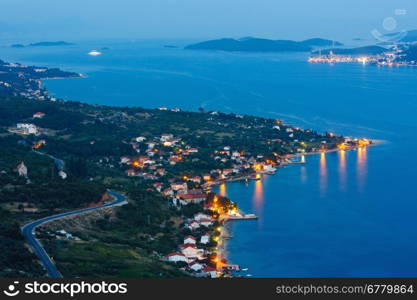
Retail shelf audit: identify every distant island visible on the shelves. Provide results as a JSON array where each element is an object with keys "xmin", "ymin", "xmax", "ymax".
[
  {"xmin": 11, "ymin": 44, "xmax": 25, "ymax": 48},
  {"xmin": 313, "ymin": 45, "xmax": 387, "ymax": 56},
  {"xmin": 185, "ymin": 37, "xmax": 343, "ymax": 53},
  {"xmin": 10, "ymin": 41, "xmax": 74, "ymax": 48},
  {"xmin": 385, "ymin": 29, "xmax": 417, "ymax": 43}
]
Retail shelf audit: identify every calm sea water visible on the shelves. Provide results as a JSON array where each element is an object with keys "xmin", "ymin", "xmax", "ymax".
[{"xmin": 1, "ymin": 40, "xmax": 416, "ymax": 277}]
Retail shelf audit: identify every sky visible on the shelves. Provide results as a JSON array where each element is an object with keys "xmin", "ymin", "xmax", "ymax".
[{"xmin": 0, "ymin": 0, "xmax": 416, "ymax": 42}]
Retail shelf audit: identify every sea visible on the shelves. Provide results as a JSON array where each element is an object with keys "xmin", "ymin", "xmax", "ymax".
[{"xmin": 1, "ymin": 39, "xmax": 416, "ymax": 277}]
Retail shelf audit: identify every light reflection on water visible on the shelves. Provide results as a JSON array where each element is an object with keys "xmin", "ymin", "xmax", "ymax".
[
  {"xmin": 357, "ymin": 147, "xmax": 368, "ymax": 192},
  {"xmin": 338, "ymin": 150, "xmax": 347, "ymax": 191},
  {"xmin": 319, "ymin": 152, "xmax": 327, "ymax": 198},
  {"xmin": 252, "ymin": 179, "xmax": 264, "ymax": 213},
  {"xmin": 219, "ymin": 183, "xmax": 227, "ymax": 197}
]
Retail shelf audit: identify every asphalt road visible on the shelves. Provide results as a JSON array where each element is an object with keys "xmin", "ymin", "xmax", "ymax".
[{"xmin": 21, "ymin": 191, "xmax": 127, "ymax": 278}]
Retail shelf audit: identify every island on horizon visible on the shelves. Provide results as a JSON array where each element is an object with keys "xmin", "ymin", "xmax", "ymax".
[
  {"xmin": 10, "ymin": 41, "xmax": 75, "ymax": 48},
  {"xmin": 185, "ymin": 37, "xmax": 343, "ymax": 52}
]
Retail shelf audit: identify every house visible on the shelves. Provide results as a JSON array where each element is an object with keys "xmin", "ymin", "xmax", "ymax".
[
  {"xmin": 58, "ymin": 171, "xmax": 67, "ymax": 179},
  {"xmin": 171, "ymin": 182, "xmax": 187, "ymax": 191},
  {"xmin": 32, "ymin": 140, "xmax": 46, "ymax": 149},
  {"xmin": 156, "ymin": 168, "xmax": 166, "ymax": 176},
  {"xmin": 16, "ymin": 162, "xmax": 28, "ymax": 177},
  {"xmin": 171, "ymin": 107, "xmax": 181, "ymax": 112},
  {"xmin": 16, "ymin": 123, "xmax": 38, "ymax": 135},
  {"xmin": 169, "ymin": 155, "xmax": 183, "ymax": 164},
  {"xmin": 188, "ymin": 220, "xmax": 200, "ymax": 230},
  {"xmin": 186, "ymin": 148, "xmax": 198, "ymax": 153},
  {"xmin": 202, "ymin": 174, "xmax": 211, "ymax": 181},
  {"xmin": 189, "ymin": 261, "xmax": 204, "ymax": 272},
  {"xmin": 199, "ymin": 218, "xmax": 213, "ymax": 227},
  {"xmin": 222, "ymin": 169, "xmax": 234, "ymax": 176},
  {"xmin": 158, "ymin": 106, "xmax": 168, "ymax": 111},
  {"xmin": 162, "ymin": 188, "xmax": 174, "ymax": 197},
  {"xmin": 202, "ymin": 266, "xmax": 217, "ymax": 278},
  {"xmin": 146, "ymin": 142, "xmax": 156, "ymax": 149},
  {"xmin": 180, "ymin": 243, "xmax": 198, "ymax": 258},
  {"xmin": 200, "ymin": 233, "xmax": 210, "ymax": 244},
  {"xmin": 33, "ymin": 112, "xmax": 45, "ymax": 119},
  {"xmin": 152, "ymin": 182, "xmax": 163, "ymax": 192},
  {"xmin": 188, "ymin": 176, "xmax": 201, "ymax": 183},
  {"xmin": 232, "ymin": 151, "xmax": 240, "ymax": 158},
  {"xmin": 160, "ymin": 133, "xmax": 174, "ymax": 142},
  {"xmin": 194, "ymin": 213, "xmax": 211, "ymax": 221},
  {"xmin": 120, "ymin": 156, "xmax": 131, "ymax": 164},
  {"xmin": 184, "ymin": 235, "xmax": 196, "ymax": 244},
  {"xmin": 165, "ymin": 252, "xmax": 187, "ymax": 263},
  {"xmin": 178, "ymin": 193, "xmax": 206, "ymax": 204},
  {"xmin": 126, "ymin": 169, "xmax": 137, "ymax": 176}
]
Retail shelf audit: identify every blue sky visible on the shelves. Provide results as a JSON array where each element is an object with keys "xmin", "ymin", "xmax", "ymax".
[{"xmin": 0, "ymin": 0, "xmax": 416, "ymax": 41}]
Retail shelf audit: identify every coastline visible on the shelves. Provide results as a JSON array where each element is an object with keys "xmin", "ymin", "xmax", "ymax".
[
  {"xmin": 34, "ymin": 63, "xmax": 383, "ymax": 278},
  {"xmin": 212, "ymin": 139, "xmax": 382, "ymax": 276}
]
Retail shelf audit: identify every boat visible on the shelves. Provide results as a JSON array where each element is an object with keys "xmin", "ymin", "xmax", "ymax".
[
  {"xmin": 88, "ymin": 50, "xmax": 102, "ymax": 56},
  {"xmin": 241, "ymin": 268, "xmax": 249, "ymax": 271}
]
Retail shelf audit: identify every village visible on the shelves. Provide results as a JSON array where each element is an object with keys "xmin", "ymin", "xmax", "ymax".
[
  {"xmin": 0, "ymin": 84, "xmax": 372, "ymax": 278},
  {"xmin": 107, "ymin": 119, "xmax": 371, "ymax": 277}
]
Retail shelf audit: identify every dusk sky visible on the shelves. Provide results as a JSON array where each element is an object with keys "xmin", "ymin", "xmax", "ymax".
[{"xmin": 1, "ymin": 0, "xmax": 416, "ymax": 41}]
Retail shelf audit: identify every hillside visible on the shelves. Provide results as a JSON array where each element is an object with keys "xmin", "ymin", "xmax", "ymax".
[{"xmin": 0, "ymin": 57, "xmax": 351, "ymax": 278}]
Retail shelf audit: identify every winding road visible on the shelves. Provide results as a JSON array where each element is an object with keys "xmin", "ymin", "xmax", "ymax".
[{"xmin": 21, "ymin": 191, "xmax": 127, "ymax": 278}]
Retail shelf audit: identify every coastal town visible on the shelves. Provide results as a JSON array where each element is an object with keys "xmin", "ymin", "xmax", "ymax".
[
  {"xmin": 0, "ymin": 59, "xmax": 80, "ymax": 101},
  {"xmin": 308, "ymin": 42, "xmax": 417, "ymax": 66},
  {"xmin": 0, "ymin": 58, "xmax": 373, "ymax": 278}
]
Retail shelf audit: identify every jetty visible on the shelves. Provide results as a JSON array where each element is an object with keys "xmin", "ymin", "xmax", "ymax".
[{"xmin": 227, "ymin": 214, "xmax": 258, "ymax": 220}]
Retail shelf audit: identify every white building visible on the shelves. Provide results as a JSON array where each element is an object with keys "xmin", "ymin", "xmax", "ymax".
[
  {"xmin": 189, "ymin": 261, "xmax": 204, "ymax": 272},
  {"xmin": 184, "ymin": 236, "xmax": 196, "ymax": 244},
  {"xmin": 194, "ymin": 213, "xmax": 211, "ymax": 222},
  {"xmin": 16, "ymin": 162, "xmax": 28, "ymax": 177},
  {"xmin": 180, "ymin": 244, "xmax": 198, "ymax": 258},
  {"xmin": 202, "ymin": 266, "xmax": 217, "ymax": 278},
  {"xmin": 17, "ymin": 123, "xmax": 38, "ymax": 135},
  {"xmin": 165, "ymin": 253, "xmax": 187, "ymax": 263},
  {"xmin": 160, "ymin": 134, "xmax": 174, "ymax": 142},
  {"xmin": 200, "ymin": 233, "xmax": 210, "ymax": 244},
  {"xmin": 58, "ymin": 171, "xmax": 67, "ymax": 179}
]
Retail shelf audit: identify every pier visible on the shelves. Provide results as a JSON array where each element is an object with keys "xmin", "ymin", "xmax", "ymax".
[{"xmin": 227, "ymin": 214, "xmax": 258, "ymax": 220}]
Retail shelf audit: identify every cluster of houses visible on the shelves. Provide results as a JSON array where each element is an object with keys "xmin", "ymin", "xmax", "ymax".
[
  {"xmin": 164, "ymin": 219, "xmax": 217, "ymax": 278},
  {"xmin": 120, "ymin": 133, "xmax": 199, "ymax": 179},
  {"xmin": 10, "ymin": 112, "xmax": 47, "ymax": 136},
  {"xmin": 186, "ymin": 212, "xmax": 214, "ymax": 231},
  {"xmin": 202, "ymin": 146, "xmax": 278, "ymax": 181},
  {"xmin": 157, "ymin": 106, "xmax": 181, "ymax": 113}
]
